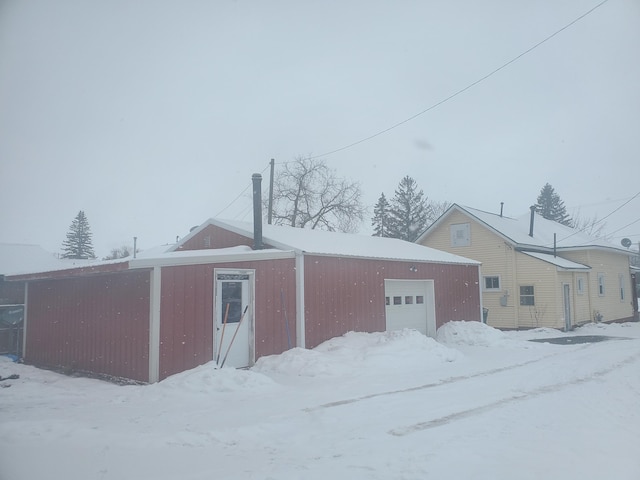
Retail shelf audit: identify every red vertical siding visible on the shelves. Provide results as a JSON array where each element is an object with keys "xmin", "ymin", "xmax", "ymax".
[
  {"xmin": 177, "ymin": 224, "xmax": 274, "ymax": 251},
  {"xmin": 158, "ymin": 258, "xmax": 296, "ymax": 380},
  {"xmin": 25, "ymin": 270, "xmax": 151, "ymax": 382},
  {"xmin": 303, "ymin": 256, "xmax": 480, "ymax": 349}
]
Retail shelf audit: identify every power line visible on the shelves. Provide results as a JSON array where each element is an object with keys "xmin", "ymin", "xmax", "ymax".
[
  {"xmin": 215, "ymin": 163, "xmax": 271, "ymax": 217},
  {"xmin": 302, "ymin": 0, "xmax": 611, "ymax": 161},
  {"xmin": 222, "ymin": 0, "xmax": 612, "ymax": 214},
  {"xmin": 554, "ymin": 190, "xmax": 640, "ymax": 243},
  {"xmin": 606, "ymin": 217, "xmax": 640, "ymax": 237}
]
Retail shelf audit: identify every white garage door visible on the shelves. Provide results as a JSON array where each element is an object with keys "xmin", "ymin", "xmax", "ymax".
[{"xmin": 384, "ymin": 279, "xmax": 436, "ymax": 337}]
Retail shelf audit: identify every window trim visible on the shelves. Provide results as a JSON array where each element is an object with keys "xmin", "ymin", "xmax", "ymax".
[
  {"xmin": 519, "ymin": 285, "xmax": 535, "ymax": 306},
  {"xmin": 450, "ymin": 223, "xmax": 471, "ymax": 247},
  {"xmin": 483, "ymin": 275, "xmax": 501, "ymax": 292},
  {"xmin": 597, "ymin": 273, "xmax": 605, "ymax": 296}
]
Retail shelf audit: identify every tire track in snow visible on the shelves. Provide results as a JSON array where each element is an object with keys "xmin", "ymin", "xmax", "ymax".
[
  {"xmin": 305, "ymin": 344, "xmax": 590, "ymax": 412},
  {"xmin": 389, "ymin": 349, "xmax": 640, "ymax": 436}
]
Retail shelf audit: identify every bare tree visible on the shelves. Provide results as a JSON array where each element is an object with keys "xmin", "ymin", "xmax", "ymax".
[
  {"xmin": 103, "ymin": 245, "xmax": 134, "ymax": 260},
  {"xmin": 570, "ymin": 209, "xmax": 608, "ymax": 239},
  {"xmin": 270, "ymin": 156, "xmax": 366, "ymax": 232},
  {"xmin": 428, "ymin": 200, "xmax": 452, "ymax": 224}
]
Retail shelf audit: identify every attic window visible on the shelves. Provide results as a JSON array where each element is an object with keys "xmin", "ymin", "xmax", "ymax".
[
  {"xmin": 204, "ymin": 235, "xmax": 211, "ymax": 248},
  {"xmin": 450, "ymin": 223, "xmax": 470, "ymax": 247}
]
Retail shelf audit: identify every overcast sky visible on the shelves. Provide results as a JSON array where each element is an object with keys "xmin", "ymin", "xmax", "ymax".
[{"xmin": 1, "ymin": 0, "xmax": 639, "ymax": 257}]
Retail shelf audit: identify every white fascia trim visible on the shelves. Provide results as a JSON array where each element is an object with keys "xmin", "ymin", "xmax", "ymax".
[
  {"xmin": 22, "ymin": 283, "xmax": 28, "ymax": 359},
  {"xmin": 478, "ymin": 264, "xmax": 485, "ymax": 323},
  {"xmin": 148, "ymin": 267, "xmax": 161, "ymax": 383},
  {"xmin": 299, "ymin": 251, "xmax": 480, "ymax": 265},
  {"xmin": 129, "ymin": 250, "xmax": 295, "ymax": 269},
  {"xmin": 295, "ymin": 252, "xmax": 305, "ymax": 349}
]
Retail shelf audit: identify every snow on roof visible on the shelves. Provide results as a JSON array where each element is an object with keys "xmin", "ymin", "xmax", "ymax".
[
  {"xmin": 0, "ymin": 243, "xmax": 86, "ymax": 276},
  {"xmin": 2, "ymin": 243, "xmax": 178, "ymax": 278},
  {"xmin": 203, "ymin": 219, "xmax": 480, "ymax": 265},
  {"xmin": 521, "ymin": 251, "xmax": 591, "ymax": 271},
  {"xmin": 423, "ymin": 205, "xmax": 629, "ymax": 254}
]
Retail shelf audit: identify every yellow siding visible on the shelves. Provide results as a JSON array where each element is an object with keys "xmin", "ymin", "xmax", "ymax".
[
  {"xmin": 514, "ymin": 252, "xmax": 563, "ymax": 329},
  {"xmin": 561, "ymin": 250, "xmax": 634, "ymax": 323},
  {"xmin": 422, "ymin": 211, "xmax": 518, "ymax": 329},
  {"xmin": 421, "ymin": 209, "xmax": 633, "ymax": 330}
]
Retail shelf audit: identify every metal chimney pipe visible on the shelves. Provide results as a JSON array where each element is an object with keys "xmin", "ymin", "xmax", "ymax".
[
  {"xmin": 252, "ymin": 173, "xmax": 264, "ymax": 250},
  {"xmin": 500, "ymin": 202, "xmax": 504, "ymax": 217},
  {"xmin": 529, "ymin": 205, "xmax": 536, "ymax": 237}
]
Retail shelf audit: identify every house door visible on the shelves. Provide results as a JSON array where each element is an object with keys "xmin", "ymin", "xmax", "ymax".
[
  {"xmin": 384, "ymin": 280, "xmax": 436, "ymax": 338},
  {"xmin": 215, "ymin": 273, "xmax": 252, "ymax": 368},
  {"xmin": 563, "ymin": 284, "xmax": 572, "ymax": 331}
]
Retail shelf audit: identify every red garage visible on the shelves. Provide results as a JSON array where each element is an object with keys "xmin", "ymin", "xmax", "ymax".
[{"xmin": 7, "ymin": 217, "xmax": 481, "ymax": 383}]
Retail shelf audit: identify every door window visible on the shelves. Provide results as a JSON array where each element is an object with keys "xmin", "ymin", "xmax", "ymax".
[{"xmin": 221, "ymin": 281, "xmax": 243, "ymax": 323}]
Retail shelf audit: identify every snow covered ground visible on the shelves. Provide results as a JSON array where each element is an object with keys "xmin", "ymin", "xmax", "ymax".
[{"xmin": 1, "ymin": 321, "xmax": 639, "ymax": 480}]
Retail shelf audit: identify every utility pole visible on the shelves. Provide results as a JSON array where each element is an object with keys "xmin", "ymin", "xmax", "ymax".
[{"xmin": 268, "ymin": 158, "xmax": 275, "ymax": 224}]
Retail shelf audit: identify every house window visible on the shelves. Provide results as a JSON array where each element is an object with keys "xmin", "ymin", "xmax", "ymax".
[
  {"xmin": 619, "ymin": 274, "xmax": 625, "ymax": 301},
  {"xmin": 576, "ymin": 276, "xmax": 585, "ymax": 295},
  {"xmin": 450, "ymin": 223, "xmax": 470, "ymax": 247},
  {"xmin": 203, "ymin": 235, "xmax": 211, "ymax": 248},
  {"xmin": 483, "ymin": 276, "xmax": 501, "ymax": 291},
  {"xmin": 520, "ymin": 286, "xmax": 535, "ymax": 306},
  {"xmin": 598, "ymin": 273, "xmax": 605, "ymax": 296}
]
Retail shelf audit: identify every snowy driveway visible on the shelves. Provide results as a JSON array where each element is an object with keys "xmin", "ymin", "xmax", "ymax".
[{"xmin": 1, "ymin": 322, "xmax": 639, "ymax": 480}]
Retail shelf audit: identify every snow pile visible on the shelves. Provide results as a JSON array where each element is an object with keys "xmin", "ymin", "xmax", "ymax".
[
  {"xmin": 2, "ymin": 323, "xmax": 640, "ymax": 480},
  {"xmin": 155, "ymin": 362, "xmax": 276, "ymax": 394},
  {"xmin": 254, "ymin": 329, "xmax": 460, "ymax": 377},
  {"xmin": 437, "ymin": 320, "xmax": 515, "ymax": 346}
]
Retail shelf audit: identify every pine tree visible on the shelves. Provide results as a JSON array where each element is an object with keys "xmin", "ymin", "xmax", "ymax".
[
  {"xmin": 371, "ymin": 193, "xmax": 392, "ymax": 237},
  {"xmin": 535, "ymin": 183, "xmax": 572, "ymax": 226},
  {"xmin": 62, "ymin": 210, "xmax": 96, "ymax": 259},
  {"xmin": 388, "ymin": 176, "xmax": 430, "ymax": 242}
]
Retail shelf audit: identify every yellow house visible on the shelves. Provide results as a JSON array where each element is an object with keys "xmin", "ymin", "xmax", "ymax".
[{"xmin": 416, "ymin": 204, "xmax": 638, "ymax": 330}]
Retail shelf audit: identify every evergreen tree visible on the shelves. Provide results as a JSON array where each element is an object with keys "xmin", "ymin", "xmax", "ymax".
[
  {"xmin": 62, "ymin": 210, "xmax": 96, "ymax": 259},
  {"xmin": 388, "ymin": 176, "xmax": 430, "ymax": 242},
  {"xmin": 535, "ymin": 183, "xmax": 572, "ymax": 226},
  {"xmin": 371, "ymin": 193, "xmax": 392, "ymax": 237}
]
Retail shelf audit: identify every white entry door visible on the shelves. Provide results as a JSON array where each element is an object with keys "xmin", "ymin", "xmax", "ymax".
[
  {"xmin": 215, "ymin": 272, "xmax": 252, "ymax": 368},
  {"xmin": 384, "ymin": 279, "xmax": 436, "ymax": 337}
]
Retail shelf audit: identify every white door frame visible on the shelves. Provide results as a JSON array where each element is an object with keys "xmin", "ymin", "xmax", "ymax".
[
  {"xmin": 384, "ymin": 279, "xmax": 436, "ymax": 338},
  {"xmin": 214, "ymin": 269, "xmax": 255, "ymax": 367}
]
